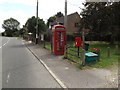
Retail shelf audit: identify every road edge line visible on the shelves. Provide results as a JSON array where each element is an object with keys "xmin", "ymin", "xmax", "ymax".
[
  {"xmin": 24, "ymin": 42, "xmax": 68, "ymax": 89},
  {"xmin": 0, "ymin": 37, "xmax": 10, "ymax": 48}
]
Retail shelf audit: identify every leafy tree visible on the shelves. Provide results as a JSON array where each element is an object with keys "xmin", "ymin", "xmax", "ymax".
[
  {"xmin": 2, "ymin": 18, "xmax": 20, "ymax": 37},
  {"xmin": 55, "ymin": 12, "xmax": 64, "ymax": 18},
  {"xmin": 47, "ymin": 12, "xmax": 64, "ymax": 27},
  {"xmin": 109, "ymin": 2, "xmax": 120, "ymax": 43},
  {"xmin": 25, "ymin": 16, "xmax": 47, "ymax": 38},
  {"xmin": 80, "ymin": 2, "xmax": 120, "ymax": 43},
  {"xmin": 47, "ymin": 16, "xmax": 56, "ymax": 27},
  {"xmin": 17, "ymin": 28, "xmax": 25, "ymax": 37},
  {"xmin": 1, "ymin": 32, "xmax": 6, "ymax": 36}
]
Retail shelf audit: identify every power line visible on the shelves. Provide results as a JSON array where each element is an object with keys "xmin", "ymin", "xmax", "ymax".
[{"xmin": 67, "ymin": 1, "xmax": 84, "ymax": 10}]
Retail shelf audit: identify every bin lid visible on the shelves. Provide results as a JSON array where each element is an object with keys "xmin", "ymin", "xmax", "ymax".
[{"xmin": 85, "ymin": 52, "xmax": 98, "ymax": 56}]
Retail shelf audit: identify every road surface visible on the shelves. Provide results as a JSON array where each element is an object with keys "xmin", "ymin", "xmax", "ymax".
[{"xmin": 1, "ymin": 37, "xmax": 61, "ymax": 88}]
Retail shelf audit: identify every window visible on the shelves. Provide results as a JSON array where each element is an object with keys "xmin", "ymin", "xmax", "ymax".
[{"xmin": 75, "ymin": 23, "xmax": 80, "ymax": 27}]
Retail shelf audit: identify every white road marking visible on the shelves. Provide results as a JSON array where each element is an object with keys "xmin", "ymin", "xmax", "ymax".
[
  {"xmin": 65, "ymin": 67, "xmax": 69, "ymax": 70},
  {"xmin": 7, "ymin": 74, "xmax": 10, "ymax": 79},
  {"xmin": 22, "ymin": 40, "xmax": 25, "ymax": 42},
  {"xmin": 28, "ymin": 41, "xmax": 32, "ymax": 43},
  {"xmin": 39, "ymin": 59, "xmax": 68, "ymax": 89},
  {"xmin": 6, "ymin": 72, "xmax": 11, "ymax": 83},
  {"xmin": 0, "ymin": 38, "xmax": 10, "ymax": 48},
  {"xmin": 23, "ymin": 40, "xmax": 68, "ymax": 89}
]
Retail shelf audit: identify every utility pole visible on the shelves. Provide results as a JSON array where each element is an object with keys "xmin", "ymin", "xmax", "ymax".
[
  {"xmin": 64, "ymin": 0, "xmax": 67, "ymax": 29},
  {"xmin": 35, "ymin": 0, "xmax": 39, "ymax": 44},
  {"xmin": 82, "ymin": 29, "xmax": 85, "ymax": 50},
  {"xmin": 64, "ymin": 0, "xmax": 67, "ymax": 57}
]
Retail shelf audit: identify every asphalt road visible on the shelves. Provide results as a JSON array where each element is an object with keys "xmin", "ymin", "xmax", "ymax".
[{"xmin": 2, "ymin": 37, "xmax": 61, "ymax": 88}]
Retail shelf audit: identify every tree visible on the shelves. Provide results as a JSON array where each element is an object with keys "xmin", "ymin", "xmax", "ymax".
[
  {"xmin": 2, "ymin": 18, "xmax": 20, "ymax": 37},
  {"xmin": 47, "ymin": 16, "xmax": 56, "ymax": 27},
  {"xmin": 55, "ymin": 12, "xmax": 64, "ymax": 18},
  {"xmin": 47, "ymin": 12, "xmax": 64, "ymax": 27},
  {"xmin": 18, "ymin": 28, "xmax": 25, "ymax": 37},
  {"xmin": 80, "ymin": 2, "xmax": 120, "ymax": 43},
  {"xmin": 25, "ymin": 16, "xmax": 47, "ymax": 38}
]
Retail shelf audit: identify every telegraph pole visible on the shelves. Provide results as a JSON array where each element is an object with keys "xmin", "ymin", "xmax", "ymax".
[
  {"xmin": 64, "ymin": 0, "xmax": 68, "ymax": 57},
  {"xmin": 35, "ymin": 0, "xmax": 39, "ymax": 44},
  {"xmin": 64, "ymin": 0, "xmax": 67, "ymax": 29}
]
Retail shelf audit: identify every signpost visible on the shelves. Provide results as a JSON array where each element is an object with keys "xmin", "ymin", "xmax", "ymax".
[
  {"xmin": 82, "ymin": 29, "xmax": 90, "ymax": 49},
  {"xmin": 81, "ymin": 28, "xmax": 91, "ymax": 65}
]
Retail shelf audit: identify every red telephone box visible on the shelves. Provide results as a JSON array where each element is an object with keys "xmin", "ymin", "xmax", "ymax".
[
  {"xmin": 52, "ymin": 25, "xmax": 66, "ymax": 55},
  {"xmin": 75, "ymin": 37, "xmax": 82, "ymax": 47}
]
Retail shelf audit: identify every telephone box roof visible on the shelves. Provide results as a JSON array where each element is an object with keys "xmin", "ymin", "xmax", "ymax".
[{"xmin": 52, "ymin": 25, "xmax": 65, "ymax": 30}]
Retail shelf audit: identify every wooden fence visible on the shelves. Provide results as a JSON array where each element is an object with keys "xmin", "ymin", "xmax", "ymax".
[{"xmin": 64, "ymin": 45, "xmax": 85, "ymax": 65}]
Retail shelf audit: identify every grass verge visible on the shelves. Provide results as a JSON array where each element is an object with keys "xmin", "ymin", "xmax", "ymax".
[
  {"xmin": 17, "ymin": 37, "xmax": 23, "ymax": 39},
  {"xmin": 42, "ymin": 41, "xmax": 119, "ymax": 68}
]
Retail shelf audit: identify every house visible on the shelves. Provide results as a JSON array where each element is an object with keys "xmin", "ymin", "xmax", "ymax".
[{"xmin": 50, "ymin": 12, "xmax": 81, "ymax": 34}]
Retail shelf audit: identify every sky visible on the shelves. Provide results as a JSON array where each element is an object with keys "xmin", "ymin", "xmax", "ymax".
[{"xmin": 0, "ymin": 0, "xmax": 86, "ymax": 32}]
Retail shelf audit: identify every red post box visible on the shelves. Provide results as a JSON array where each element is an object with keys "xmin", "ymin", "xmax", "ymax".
[
  {"xmin": 52, "ymin": 25, "xmax": 66, "ymax": 55},
  {"xmin": 75, "ymin": 37, "xmax": 82, "ymax": 47}
]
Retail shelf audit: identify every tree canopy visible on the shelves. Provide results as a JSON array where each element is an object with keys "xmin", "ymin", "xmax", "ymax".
[
  {"xmin": 55, "ymin": 12, "xmax": 64, "ymax": 18},
  {"xmin": 80, "ymin": 2, "xmax": 120, "ymax": 43},
  {"xmin": 47, "ymin": 16, "xmax": 56, "ymax": 27},
  {"xmin": 47, "ymin": 12, "xmax": 64, "ymax": 27},
  {"xmin": 2, "ymin": 18, "xmax": 20, "ymax": 37},
  {"xmin": 25, "ymin": 16, "xmax": 47, "ymax": 38}
]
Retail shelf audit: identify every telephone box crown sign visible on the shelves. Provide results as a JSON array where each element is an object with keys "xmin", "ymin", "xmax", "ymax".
[{"xmin": 52, "ymin": 25, "xmax": 66, "ymax": 30}]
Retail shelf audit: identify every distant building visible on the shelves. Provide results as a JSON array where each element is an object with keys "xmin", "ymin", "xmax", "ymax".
[{"xmin": 49, "ymin": 12, "xmax": 81, "ymax": 34}]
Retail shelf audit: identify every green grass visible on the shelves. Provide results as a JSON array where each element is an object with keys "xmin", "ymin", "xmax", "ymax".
[
  {"xmin": 17, "ymin": 37, "xmax": 23, "ymax": 39},
  {"xmin": 43, "ymin": 41, "xmax": 119, "ymax": 68},
  {"xmin": 44, "ymin": 42, "xmax": 51, "ymax": 50},
  {"xmin": 88, "ymin": 41, "xmax": 119, "ymax": 68},
  {"xmin": 40, "ymin": 42, "xmax": 51, "ymax": 50},
  {"xmin": 68, "ymin": 41, "xmax": 119, "ymax": 68}
]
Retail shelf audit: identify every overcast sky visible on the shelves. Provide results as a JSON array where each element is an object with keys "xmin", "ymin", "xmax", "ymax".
[{"xmin": 0, "ymin": 0, "xmax": 86, "ymax": 32}]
